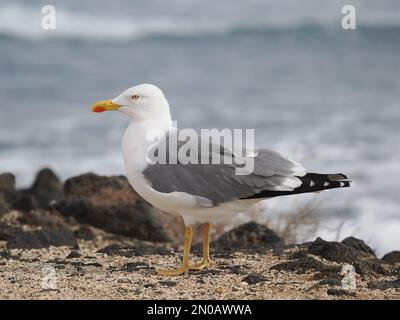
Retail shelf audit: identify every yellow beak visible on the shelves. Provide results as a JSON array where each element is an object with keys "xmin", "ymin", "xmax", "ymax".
[{"xmin": 92, "ymin": 100, "xmax": 121, "ymax": 113}]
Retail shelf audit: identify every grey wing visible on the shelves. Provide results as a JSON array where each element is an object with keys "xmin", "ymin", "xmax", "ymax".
[{"xmin": 143, "ymin": 134, "xmax": 306, "ymax": 205}]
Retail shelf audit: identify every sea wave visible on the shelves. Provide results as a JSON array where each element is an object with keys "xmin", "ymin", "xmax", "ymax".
[{"xmin": 1, "ymin": 4, "xmax": 400, "ymax": 42}]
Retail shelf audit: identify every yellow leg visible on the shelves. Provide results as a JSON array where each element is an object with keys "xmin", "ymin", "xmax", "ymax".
[
  {"xmin": 156, "ymin": 225, "xmax": 193, "ymax": 276},
  {"xmin": 190, "ymin": 222, "xmax": 212, "ymax": 270}
]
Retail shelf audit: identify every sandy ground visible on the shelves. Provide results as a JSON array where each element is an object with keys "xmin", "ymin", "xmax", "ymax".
[
  {"xmin": 1, "ymin": 237, "xmax": 399, "ymax": 300},
  {"xmin": 1, "ymin": 172, "xmax": 399, "ymax": 300}
]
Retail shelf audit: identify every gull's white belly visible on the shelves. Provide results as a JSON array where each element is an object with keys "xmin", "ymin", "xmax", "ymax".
[{"xmin": 125, "ymin": 170, "xmax": 182, "ymax": 214}]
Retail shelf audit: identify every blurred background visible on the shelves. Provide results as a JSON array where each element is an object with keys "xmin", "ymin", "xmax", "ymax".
[{"xmin": 0, "ymin": 0, "xmax": 399, "ymax": 254}]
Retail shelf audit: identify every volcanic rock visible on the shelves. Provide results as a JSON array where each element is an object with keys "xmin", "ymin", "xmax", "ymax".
[
  {"xmin": 31, "ymin": 168, "xmax": 63, "ymax": 208},
  {"xmin": 381, "ymin": 251, "xmax": 400, "ymax": 264},
  {"xmin": 6, "ymin": 228, "xmax": 77, "ymax": 249},
  {"xmin": 214, "ymin": 222, "xmax": 285, "ymax": 249},
  {"xmin": 308, "ymin": 237, "xmax": 357, "ymax": 263},
  {"xmin": 56, "ymin": 173, "xmax": 179, "ymax": 242}
]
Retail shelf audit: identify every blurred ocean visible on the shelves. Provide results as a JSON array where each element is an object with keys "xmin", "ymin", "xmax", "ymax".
[{"xmin": 0, "ymin": 0, "xmax": 399, "ymax": 254}]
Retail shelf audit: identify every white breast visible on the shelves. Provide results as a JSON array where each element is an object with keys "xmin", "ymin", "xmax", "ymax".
[{"xmin": 121, "ymin": 121, "xmax": 195, "ymax": 215}]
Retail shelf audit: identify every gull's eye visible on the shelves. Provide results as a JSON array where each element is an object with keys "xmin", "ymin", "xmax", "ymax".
[{"xmin": 131, "ymin": 95, "xmax": 140, "ymax": 100}]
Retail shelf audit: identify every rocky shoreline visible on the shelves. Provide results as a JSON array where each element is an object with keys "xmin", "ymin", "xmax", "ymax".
[{"xmin": 0, "ymin": 169, "xmax": 399, "ymax": 299}]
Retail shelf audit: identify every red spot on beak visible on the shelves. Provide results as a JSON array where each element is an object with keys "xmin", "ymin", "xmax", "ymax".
[{"xmin": 93, "ymin": 106, "xmax": 105, "ymax": 113}]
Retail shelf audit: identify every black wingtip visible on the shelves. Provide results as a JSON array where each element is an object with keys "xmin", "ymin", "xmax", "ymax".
[{"xmin": 339, "ymin": 180, "xmax": 352, "ymax": 188}]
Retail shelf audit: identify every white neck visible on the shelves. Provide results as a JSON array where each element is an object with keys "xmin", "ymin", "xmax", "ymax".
[{"xmin": 121, "ymin": 113, "xmax": 172, "ymax": 179}]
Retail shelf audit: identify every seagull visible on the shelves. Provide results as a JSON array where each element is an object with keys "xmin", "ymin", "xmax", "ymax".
[{"xmin": 92, "ymin": 83, "xmax": 351, "ymax": 276}]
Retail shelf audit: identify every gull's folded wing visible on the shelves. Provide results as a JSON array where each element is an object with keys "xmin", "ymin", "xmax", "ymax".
[{"xmin": 142, "ymin": 132, "xmax": 306, "ymax": 205}]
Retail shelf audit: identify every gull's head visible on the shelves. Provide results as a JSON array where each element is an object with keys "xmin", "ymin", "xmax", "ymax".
[{"xmin": 92, "ymin": 83, "xmax": 170, "ymax": 121}]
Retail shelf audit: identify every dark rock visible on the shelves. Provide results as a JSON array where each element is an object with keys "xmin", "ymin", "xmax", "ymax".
[
  {"xmin": 18, "ymin": 210, "xmax": 68, "ymax": 228},
  {"xmin": 78, "ymin": 261, "xmax": 102, "ymax": 267},
  {"xmin": 97, "ymin": 244, "xmax": 136, "ymax": 257},
  {"xmin": 158, "ymin": 280, "xmax": 177, "ymax": 287},
  {"xmin": 271, "ymin": 255, "xmax": 340, "ymax": 274},
  {"xmin": 307, "ymin": 238, "xmax": 389, "ymax": 276},
  {"xmin": 65, "ymin": 216, "xmax": 78, "ymax": 225},
  {"xmin": 0, "ymin": 223, "xmax": 22, "ymax": 241},
  {"xmin": 318, "ymin": 277, "xmax": 342, "ymax": 287},
  {"xmin": 308, "ymin": 237, "xmax": 357, "ymax": 263},
  {"xmin": 99, "ymin": 244, "xmax": 147, "ymax": 257},
  {"xmin": 6, "ymin": 228, "xmax": 77, "ymax": 249},
  {"xmin": 0, "ymin": 173, "xmax": 15, "ymax": 193},
  {"xmin": 97, "ymin": 244, "xmax": 170, "ymax": 257},
  {"xmin": 0, "ymin": 249, "xmax": 11, "ymax": 259},
  {"xmin": 75, "ymin": 226, "xmax": 95, "ymax": 240},
  {"xmin": 242, "ymin": 273, "xmax": 267, "ymax": 285},
  {"xmin": 31, "ymin": 168, "xmax": 63, "ymax": 208},
  {"xmin": 313, "ymin": 268, "xmax": 343, "ymax": 286},
  {"xmin": 287, "ymin": 250, "xmax": 308, "ymax": 260},
  {"xmin": 56, "ymin": 173, "xmax": 179, "ymax": 242},
  {"xmin": 66, "ymin": 250, "xmax": 81, "ymax": 259},
  {"xmin": 280, "ymin": 249, "xmax": 356, "ymax": 282},
  {"xmin": 381, "ymin": 251, "xmax": 400, "ymax": 264},
  {"xmin": 49, "ymin": 259, "xmax": 102, "ymax": 268},
  {"xmin": 134, "ymin": 246, "xmax": 171, "ymax": 256},
  {"xmin": 11, "ymin": 193, "xmax": 39, "ymax": 212},
  {"xmin": 353, "ymin": 259, "xmax": 389, "ymax": 276},
  {"xmin": 219, "ymin": 265, "xmax": 244, "ymax": 274},
  {"xmin": 327, "ymin": 288, "xmax": 356, "ymax": 297},
  {"xmin": 0, "ymin": 173, "xmax": 17, "ymax": 214},
  {"xmin": 122, "ymin": 262, "xmax": 153, "ymax": 272},
  {"xmin": 0, "ymin": 194, "xmax": 10, "ymax": 215},
  {"xmin": 368, "ymin": 279, "xmax": 400, "ymax": 290},
  {"xmin": 212, "ymin": 248, "xmax": 234, "ymax": 259},
  {"xmin": 214, "ymin": 222, "xmax": 284, "ymax": 249},
  {"xmin": 341, "ymin": 237, "xmax": 375, "ymax": 257}
]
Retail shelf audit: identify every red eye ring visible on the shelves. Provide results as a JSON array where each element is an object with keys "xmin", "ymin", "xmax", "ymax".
[{"xmin": 131, "ymin": 95, "xmax": 140, "ymax": 100}]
